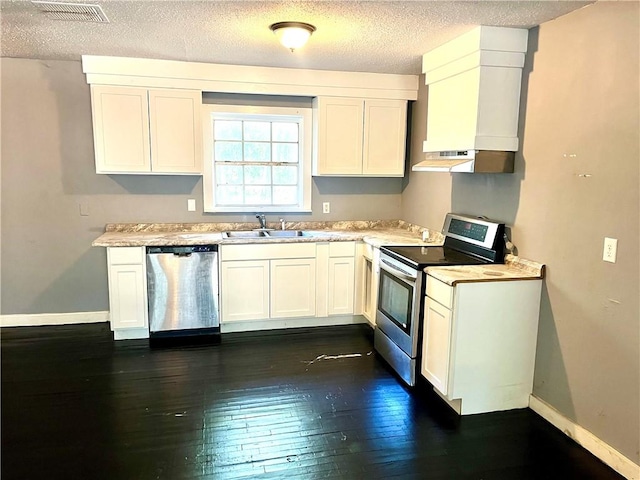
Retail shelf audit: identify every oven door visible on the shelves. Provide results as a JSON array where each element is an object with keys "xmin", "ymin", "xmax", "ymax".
[{"xmin": 376, "ymin": 256, "xmax": 423, "ymax": 358}]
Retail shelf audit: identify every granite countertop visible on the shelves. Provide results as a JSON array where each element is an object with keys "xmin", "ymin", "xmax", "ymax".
[
  {"xmin": 92, "ymin": 220, "xmax": 445, "ymax": 248},
  {"xmin": 425, "ymin": 255, "xmax": 545, "ymax": 286}
]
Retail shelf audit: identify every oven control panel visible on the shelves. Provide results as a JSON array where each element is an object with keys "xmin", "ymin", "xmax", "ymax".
[{"xmin": 442, "ymin": 213, "xmax": 504, "ymax": 250}]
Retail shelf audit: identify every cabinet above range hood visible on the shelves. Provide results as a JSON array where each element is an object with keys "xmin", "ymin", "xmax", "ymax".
[{"xmin": 412, "ymin": 26, "xmax": 528, "ymax": 173}]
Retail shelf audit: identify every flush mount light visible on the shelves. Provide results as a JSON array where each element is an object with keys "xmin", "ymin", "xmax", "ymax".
[{"xmin": 269, "ymin": 21, "xmax": 316, "ymax": 52}]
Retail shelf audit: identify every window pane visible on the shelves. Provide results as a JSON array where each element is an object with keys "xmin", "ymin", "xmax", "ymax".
[
  {"xmin": 244, "ymin": 165, "xmax": 271, "ymax": 185},
  {"xmin": 272, "ymin": 123, "xmax": 298, "ymax": 142},
  {"xmin": 244, "ymin": 121, "xmax": 271, "ymax": 141},
  {"xmin": 273, "ymin": 166, "xmax": 297, "ymax": 185},
  {"xmin": 244, "ymin": 142, "xmax": 271, "ymax": 162},
  {"xmin": 245, "ymin": 186, "xmax": 271, "ymax": 205},
  {"xmin": 216, "ymin": 186, "xmax": 243, "ymax": 205},
  {"xmin": 273, "ymin": 143, "xmax": 298, "ymax": 163},
  {"xmin": 216, "ymin": 165, "xmax": 243, "ymax": 185},
  {"xmin": 215, "ymin": 141, "xmax": 242, "ymax": 162},
  {"xmin": 214, "ymin": 120, "xmax": 242, "ymax": 140},
  {"xmin": 273, "ymin": 186, "xmax": 297, "ymax": 205}
]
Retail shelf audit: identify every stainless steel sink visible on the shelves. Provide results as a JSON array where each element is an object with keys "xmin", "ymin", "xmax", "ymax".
[
  {"xmin": 222, "ymin": 231, "xmax": 269, "ymax": 238},
  {"xmin": 265, "ymin": 230, "xmax": 304, "ymax": 237},
  {"xmin": 222, "ymin": 230, "xmax": 316, "ymax": 239}
]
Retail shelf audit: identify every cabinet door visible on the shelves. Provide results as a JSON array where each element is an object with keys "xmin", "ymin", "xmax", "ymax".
[
  {"xmin": 270, "ymin": 258, "xmax": 316, "ymax": 318},
  {"xmin": 315, "ymin": 97, "xmax": 363, "ymax": 175},
  {"xmin": 421, "ymin": 296, "xmax": 453, "ymax": 395},
  {"xmin": 221, "ymin": 261, "xmax": 270, "ymax": 322},
  {"xmin": 363, "ymin": 99, "xmax": 407, "ymax": 176},
  {"xmin": 369, "ymin": 247, "xmax": 381, "ymax": 324},
  {"xmin": 91, "ymin": 85, "xmax": 151, "ymax": 173},
  {"xmin": 148, "ymin": 89, "xmax": 202, "ymax": 174},
  {"xmin": 108, "ymin": 264, "xmax": 148, "ymax": 329},
  {"xmin": 328, "ymin": 257, "xmax": 355, "ymax": 315},
  {"xmin": 361, "ymin": 257, "xmax": 374, "ymax": 323}
]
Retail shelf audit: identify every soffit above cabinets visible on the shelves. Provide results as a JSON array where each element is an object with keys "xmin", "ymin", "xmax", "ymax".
[{"xmin": 81, "ymin": 56, "xmax": 419, "ymax": 100}]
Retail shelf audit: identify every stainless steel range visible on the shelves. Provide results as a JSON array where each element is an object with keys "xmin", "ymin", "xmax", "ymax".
[{"xmin": 374, "ymin": 213, "xmax": 506, "ymax": 386}]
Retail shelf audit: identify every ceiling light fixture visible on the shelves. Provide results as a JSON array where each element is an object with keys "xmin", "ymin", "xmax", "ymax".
[{"xmin": 269, "ymin": 21, "xmax": 316, "ymax": 52}]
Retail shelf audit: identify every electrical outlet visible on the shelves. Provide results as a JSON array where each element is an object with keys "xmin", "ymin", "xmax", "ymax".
[
  {"xmin": 187, "ymin": 199, "xmax": 196, "ymax": 212},
  {"xmin": 603, "ymin": 237, "xmax": 617, "ymax": 263},
  {"xmin": 322, "ymin": 202, "xmax": 330, "ymax": 214}
]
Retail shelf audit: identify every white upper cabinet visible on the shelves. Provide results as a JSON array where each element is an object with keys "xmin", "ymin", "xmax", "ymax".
[
  {"xmin": 92, "ymin": 86, "xmax": 151, "ymax": 173},
  {"xmin": 91, "ymin": 85, "xmax": 202, "ymax": 175},
  {"xmin": 362, "ymin": 99, "xmax": 408, "ymax": 175},
  {"xmin": 313, "ymin": 96, "xmax": 407, "ymax": 177},
  {"xmin": 148, "ymin": 89, "xmax": 202, "ymax": 174}
]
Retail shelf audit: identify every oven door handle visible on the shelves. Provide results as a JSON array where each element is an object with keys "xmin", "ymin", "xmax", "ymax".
[{"xmin": 379, "ymin": 259, "xmax": 417, "ymax": 283}]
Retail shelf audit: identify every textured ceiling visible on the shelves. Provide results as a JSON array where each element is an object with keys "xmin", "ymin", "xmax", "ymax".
[{"xmin": 1, "ymin": 0, "xmax": 594, "ymax": 74}]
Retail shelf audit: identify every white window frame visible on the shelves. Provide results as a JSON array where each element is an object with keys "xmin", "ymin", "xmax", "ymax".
[{"xmin": 202, "ymin": 104, "xmax": 312, "ymax": 213}]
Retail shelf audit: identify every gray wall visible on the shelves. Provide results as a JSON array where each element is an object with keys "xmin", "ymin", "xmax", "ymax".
[
  {"xmin": 402, "ymin": 2, "xmax": 639, "ymax": 464},
  {"xmin": 0, "ymin": 58, "xmax": 402, "ymax": 315}
]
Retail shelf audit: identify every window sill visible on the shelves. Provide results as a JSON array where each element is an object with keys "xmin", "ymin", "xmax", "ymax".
[{"xmin": 205, "ymin": 207, "xmax": 313, "ymax": 214}]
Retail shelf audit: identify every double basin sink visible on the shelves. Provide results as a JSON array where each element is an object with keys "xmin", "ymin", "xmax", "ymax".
[{"xmin": 222, "ymin": 230, "xmax": 319, "ymax": 239}]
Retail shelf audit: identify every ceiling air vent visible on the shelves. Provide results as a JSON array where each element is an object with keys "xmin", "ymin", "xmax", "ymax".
[{"xmin": 31, "ymin": 1, "xmax": 109, "ymax": 23}]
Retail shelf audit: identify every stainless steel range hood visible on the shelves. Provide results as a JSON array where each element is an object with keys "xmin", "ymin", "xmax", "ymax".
[{"xmin": 412, "ymin": 150, "xmax": 515, "ymax": 173}]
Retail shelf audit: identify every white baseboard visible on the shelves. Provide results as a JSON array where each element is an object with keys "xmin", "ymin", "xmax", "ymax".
[
  {"xmin": 529, "ymin": 395, "xmax": 639, "ymax": 479},
  {"xmin": 0, "ymin": 311, "xmax": 109, "ymax": 328}
]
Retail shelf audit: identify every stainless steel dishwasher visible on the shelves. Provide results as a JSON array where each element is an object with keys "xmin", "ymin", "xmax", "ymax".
[{"xmin": 146, "ymin": 245, "xmax": 220, "ymax": 340}]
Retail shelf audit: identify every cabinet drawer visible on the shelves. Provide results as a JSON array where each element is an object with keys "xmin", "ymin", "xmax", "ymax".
[
  {"xmin": 108, "ymin": 247, "xmax": 144, "ymax": 265},
  {"xmin": 221, "ymin": 243, "xmax": 316, "ymax": 261},
  {"xmin": 426, "ymin": 275, "xmax": 453, "ymax": 309},
  {"xmin": 329, "ymin": 241, "xmax": 355, "ymax": 257}
]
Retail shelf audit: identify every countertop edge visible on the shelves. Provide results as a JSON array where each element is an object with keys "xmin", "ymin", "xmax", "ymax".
[
  {"xmin": 426, "ymin": 256, "xmax": 546, "ymax": 286},
  {"xmin": 91, "ymin": 228, "xmax": 442, "ymax": 248}
]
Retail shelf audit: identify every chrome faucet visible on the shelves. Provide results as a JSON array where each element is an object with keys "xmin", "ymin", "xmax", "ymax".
[
  {"xmin": 256, "ymin": 213, "xmax": 267, "ymax": 229},
  {"xmin": 279, "ymin": 218, "xmax": 286, "ymax": 231}
]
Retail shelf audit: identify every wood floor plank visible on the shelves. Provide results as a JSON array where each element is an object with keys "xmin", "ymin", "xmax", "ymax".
[{"xmin": 1, "ymin": 323, "xmax": 625, "ymax": 480}]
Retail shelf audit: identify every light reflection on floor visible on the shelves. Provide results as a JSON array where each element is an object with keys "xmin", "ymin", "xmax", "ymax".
[{"xmin": 197, "ymin": 376, "xmax": 417, "ymax": 477}]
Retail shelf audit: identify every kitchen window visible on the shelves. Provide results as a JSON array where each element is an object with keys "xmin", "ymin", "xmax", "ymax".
[{"xmin": 202, "ymin": 105, "xmax": 312, "ymax": 213}]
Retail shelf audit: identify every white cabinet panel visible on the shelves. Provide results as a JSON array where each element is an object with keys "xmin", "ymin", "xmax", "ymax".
[
  {"xmin": 327, "ymin": 257, "xmax": 355, "ymax": 315},
  {"xmin": 90, "ymin": 85, "xmax": 202, "ymax": 174},
  {"xmin": 270, "ymin": 259, "xmax": 316, "ymax": 318},
  {"xmin": 149, "ymin": 89, "xmax": 202, "ymax": 174},
  {"xmin": 421, "ymin": 296, "xmax": 452, "ymax": 395},
  {"xmin": 313, "ymin": 96, "xmax": 407, "ymax": 177},
  {"xmin": 221, "ymin": 260, "xmax": 270, "ymax": 322},
  {"xmin": 360, "ymin": 245, "xmax": 380, "ymax": 326},
  {"xmin": 363, "ymin": 99, "xmax": 407, "ymax": 176},
  {"xmin": 91, "ymin": 86, "xmax": 151, "ymax": 173},
  {"xmin": 314, "ymin": 97, "xmax": 363, "ymax": 175},
  {"xmin": 108, "ymin": 264, "xmax": 148, "ymax": 330}
]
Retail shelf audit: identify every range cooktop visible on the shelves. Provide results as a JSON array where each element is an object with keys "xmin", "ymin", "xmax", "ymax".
[{"xmin": 381, "ymin": 245, "xmax": 489, "ymax": 270}]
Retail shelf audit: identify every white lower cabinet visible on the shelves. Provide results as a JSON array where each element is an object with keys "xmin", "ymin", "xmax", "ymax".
[
  {"xmin": 421, "ymin": 275, "xmax": 542, "ymax": 415},
  {"xmin": 422, "ymin": 297, "xmax": 453, "ymax": 395},
  {"xmin": 220, "ymin": 260, "xmax": 270, "ymax": 322},
  {"xmin": 327, "ymin": 257, "xmax": 355, "ymax": 315},
  {"xmin": 270, "ymin": 259, "xmax": 317, "ymax": 318},
  {"xmin": 220, "ymin": 243, "xmax": 317, "ymax": 323},
  {"xmin": 107, "ymin": 247, "xmax": 149, "ymax": 338},
  {"xmin": 360, "ymin": 243, "xmax": 380, "ymax": 326},
  {"xmin": 220, "ymin": 242, "xmax": 357, "ymax": 327}
]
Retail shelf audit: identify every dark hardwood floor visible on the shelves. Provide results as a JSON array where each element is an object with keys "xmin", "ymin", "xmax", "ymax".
[{"xmin": 1, "ymin": 323, "xmax": 624, "ymax": 480}]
